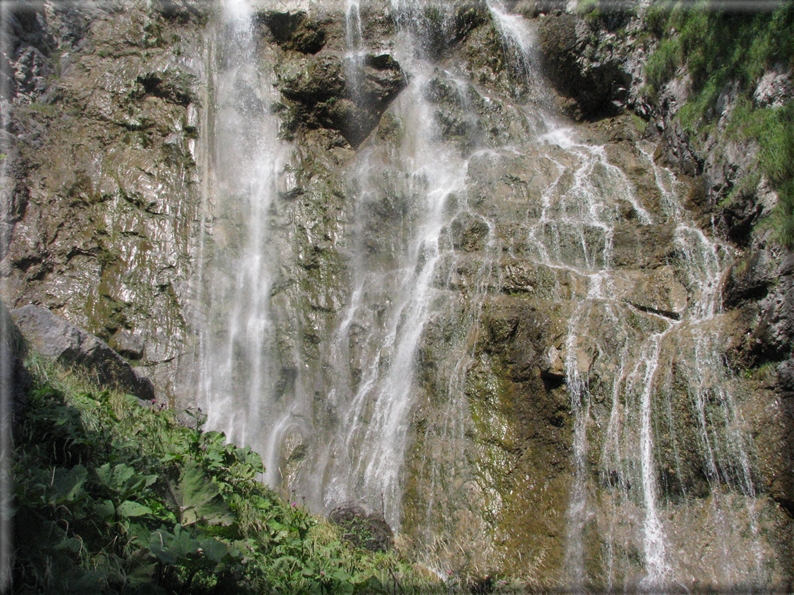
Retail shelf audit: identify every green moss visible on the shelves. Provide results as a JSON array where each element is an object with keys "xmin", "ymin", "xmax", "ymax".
[
  {"xmin": 576, "ymin": 0, "xmax": 601, "ymax": 17},
  {"xmin": 376, "ymin": 111, "xmax": 404, "ymax": 144},
  {"xmin": 630, "ymin": 114, "xmax": 649, "ymax": 137},
  {"xmin": 644, "ymin": 0, "xmax": 794, "ymax": 101},
  {"xmin": 25, "ymin": 102, "xmax": 58, "ymax": 116},
  {"xmin": 646, "ymin": 36, "xmax": 682, "ymax": 94},
  {"xmin": 723, "ymin": 99, "xmax": 794, "ymax": 246}
]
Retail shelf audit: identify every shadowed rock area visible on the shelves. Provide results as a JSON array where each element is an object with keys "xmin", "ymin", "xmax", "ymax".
[{"xmin": 10, "ymin": 305, "xmax": 155, "ymax": 401}]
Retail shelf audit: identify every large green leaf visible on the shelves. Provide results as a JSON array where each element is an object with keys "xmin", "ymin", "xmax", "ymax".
[
  {"xmin": 47, "ymin": 465, "xmax": 88, "ymax": 505},
  {"xmin": 117, "ymin": 500, "xmax": 153, "ymax": 518},
  {"xmin": 165, "ymin": 462, "xmax": 234, "ymax": 526},
  {"xmin": 95, "ymin": 498, "xmax": 116, "ymax": 520},
  {"xmin": 96, "ymin": 463, "xmax": 156, "ymax": 502},
  {"xmin": 149, "ymin": 526, "xmax": 201, "ymax": 565},
  {"xmin": 149, "ymin": 525, "xmax": 234, "ymax": 567}
]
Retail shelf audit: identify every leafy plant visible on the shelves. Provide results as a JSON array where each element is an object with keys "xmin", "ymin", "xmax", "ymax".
[
  {"xmin": 164, "ymin": 462, "xmax": 233, "ymax": 527},
  {"xmin": 12, "ymin": 357, "xmax": 432, "ymax": 594}
]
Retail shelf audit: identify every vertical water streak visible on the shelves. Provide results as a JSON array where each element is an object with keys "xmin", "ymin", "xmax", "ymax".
[
  {"xmin": 328, "ymin": 111, "xmax": 469, "ymax": 526},
  {"xmin": 635, "ymin": 333, "xmax": 669, "ymax": 587},
  {"xmin": 562, "ymin": 303, "xmax": 592, "ymax": 588},
  {"xmin": 345, "ymin": 0, "xmax": 365, "ymax": 104},
  {"xmin": 319, "ymin": 0, "xmax": 493, "ymax": 534},
  {"xmin": 198, "ymin": 0, "xmax": 290, "ymax": 485}
]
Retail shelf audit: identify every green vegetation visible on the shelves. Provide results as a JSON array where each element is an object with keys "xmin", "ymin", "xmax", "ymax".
[
  {"xmin": 24, "ymin": 102, "xmax": 58, "ymax": 117},
  {"xmin": 575, "ymin": 0, "xmax": 635, "ymax": 29},
  {"xmin": 13, "ymin": 357, "xmax": 434, "ymax": 594},
  {"xmin": 645, "ymin": 0, "xmax": 794, "ymax": 98},
  {"xmin": 643, "ymin": 0, "xmax": 794, "ymax": 246}
]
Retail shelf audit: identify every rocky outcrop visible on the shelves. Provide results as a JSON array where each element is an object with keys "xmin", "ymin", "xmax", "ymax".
[
  {"xmin": 10, "ymin": 305, "xmax": 155, "ymax": 401},
  {"xmin": 0, "ymin": 1, "xmax": 206, "ymax": 401},
  {"xmin": 252, "ymin": 5, "xmax": 408, "ymax": 148},
  {"xmin": 276, "ymin": 50, "xmax": 407, "ymax": 147},
  {"xmin": 329, "ymin": 503, "xmax": 394, "ymax": 552},
  {"xmin": 538, "ymin": 12, "xmax": 636, "ymax": 120}
]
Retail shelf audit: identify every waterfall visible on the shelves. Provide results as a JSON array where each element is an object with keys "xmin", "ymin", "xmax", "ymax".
[
  {"xmin": 462, "ymin": 2, "xmax": 770, "ymax": 589},
  {"xmin": 193, "ymin": 0, "xmax": 782, "ymax": 589},
  {"xmin": 197, "ymin": 0, "xmax": 292, "ymax": 485},
  {"xmin": 318, "ymin": 1, "xmax": 474, "ymax": 529}
]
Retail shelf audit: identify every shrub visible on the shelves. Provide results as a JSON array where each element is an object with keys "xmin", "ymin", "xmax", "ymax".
[{"xmin": 12, "ymin": 357, "xmax": 429, "ymax": 594}]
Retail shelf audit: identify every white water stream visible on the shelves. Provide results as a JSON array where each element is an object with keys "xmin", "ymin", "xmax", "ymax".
[
  {"xmin": 195, "ymin": 0, "xmax": 776, "ymax": 589},
  {"xmin": 197, "ymin": 0, "xmax": 292, "ymax": 485}
]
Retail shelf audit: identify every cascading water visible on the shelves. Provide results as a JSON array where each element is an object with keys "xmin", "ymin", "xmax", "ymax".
[
  {"xmin": 197, "ymin": 0, "xmax": 293, "ymax": 485},
  {"xmin": 475, "ymin": 6, "xmax": 778, "ymax": 589},
  {"xmin": 193, "ymin": 0, "xmax": 788, "ymax": 589},
  {"xmin": 315, "ymin": 1, "xmax": 478, "ymax": 530}
]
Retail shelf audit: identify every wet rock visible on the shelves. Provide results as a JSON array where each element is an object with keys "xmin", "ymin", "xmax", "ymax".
[
  {"xmin": 109, "ymin": 329, "xmax": 145, "ymax": 360},
  {"xmin": 778, "ymin": 358, "xmax": 794, "ymax": 396},
  {"xmin": 721, "ymin": 186, "xmax": 765, "ymax": 247},
  {"xmin": 540, "ymin": 345, "xmax": 566, "ymax": 381},
  {"xmin": 258, "ymin": 11, "xmax": 327, "ymax": 54},
  {"xmin": 0, "ymin": 1, "xmax": 204, "ymax": 403},
  {"xmin": 622, "ymin": 266, "xmax": 688, "ymax": 319},
  {"xmin": 277, "ymin": 51, "xmax": 406, "ymax": 147},
  {"xmin": 154, "ymin": 0, "xmax": 210, "ymax": 24},
  {"xmin": 537, "ymin": 13, "xmax": 631, "ymax": 120},
  {"xmin": 329, "ymin": 503, "xmax": 394, "ymax": 552},
  {"xmin": 423, "ymin": 73, "xmax": 484, "ymax": 150},
  {"xmin": 724, "ymin": 250, "xmax": 772, "ymax": 308},
  {"xmin": 10, "ymin": 305, "xmax": 155, "ymax": 400},
  {"xmin": 132, "ymin": 69, "xmax": 197, "ymax": 106},
  {"xmin": 742, "ymin": 257, "xmax": 794, "ymax": 363},
  {"xmin": 450, "ymin": 212, "xmax": 490, "ymax": 252}
]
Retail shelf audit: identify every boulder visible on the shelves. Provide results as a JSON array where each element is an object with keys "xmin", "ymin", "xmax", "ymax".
[
  {"xmin": 328, "ymin": 502, "xmax": 394, "ymax": 552},
  {"xmin": 1, "ymin": 300, "xmax": 31, "ymax": 418},
  {"xmin": 10, "ymin": 305, "xmax": 155, "ymax": 400}
]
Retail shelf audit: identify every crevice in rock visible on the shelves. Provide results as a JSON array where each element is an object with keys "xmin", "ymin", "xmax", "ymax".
[{"xmin": 626, "ymin": 300, "xmax": 681, "ymax": 321}]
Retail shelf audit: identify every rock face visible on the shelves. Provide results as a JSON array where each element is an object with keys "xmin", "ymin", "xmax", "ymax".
[
  {"xmin": 1, "ymin": 0, "xmax": 792, "ymax": 591},
  {"xmin": 257, "ymin": 6, "xmax": 407, "ymax": 147},
  {"xmin": 538, "ymin": 12, "xmax": 637, "ymax": 120},
  {"xmin": 0, "ymin": 0, "xmax": 207, "ymax": 401},
  {"xmin": 328, "ymin": 503, "xmax": 394, "ymax": 552},
  {"xmin": 10, "ymin": 305, "xmax": 155, "ymax": 401}
]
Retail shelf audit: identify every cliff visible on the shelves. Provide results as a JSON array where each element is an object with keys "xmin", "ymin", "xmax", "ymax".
[{"xmin": 2, "ymin": 0, "xmax": 792, "ymax": 590}]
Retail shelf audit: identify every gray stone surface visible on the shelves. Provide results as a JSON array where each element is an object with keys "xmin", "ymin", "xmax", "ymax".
[{"xmin": 10, "ymin": 305, "xmax": 155, "ymax": 400}]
